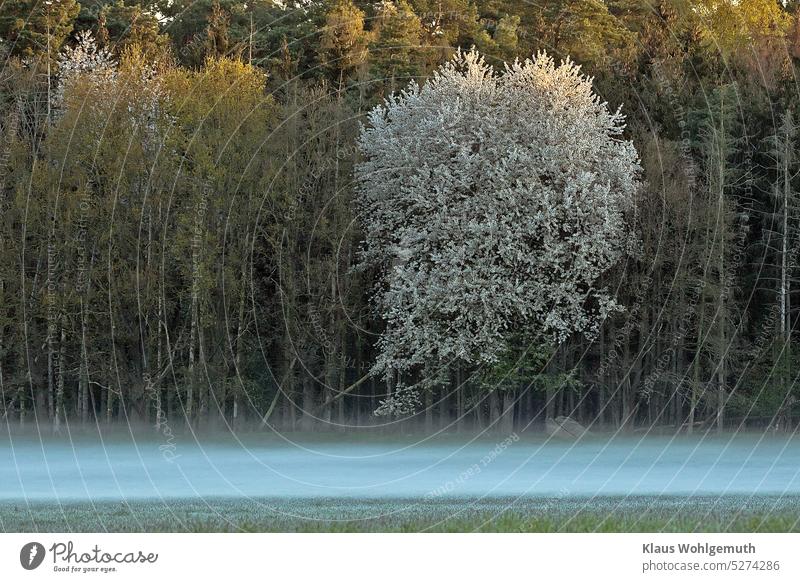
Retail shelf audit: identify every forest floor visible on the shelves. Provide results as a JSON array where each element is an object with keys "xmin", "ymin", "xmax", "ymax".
[{"xmin": 2, "ymin": 495, "xmax": 800, "ymax": 532}]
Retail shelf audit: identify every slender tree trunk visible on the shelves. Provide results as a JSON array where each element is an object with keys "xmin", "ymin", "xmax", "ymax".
[
  {"xmin": 501, "ymin": 390, "xmax": 514, "ymax": 434},
  {"xmin": 232, "ymin": 254, "xmax": 248, "ymax": 430},
  {"xmin": 438, "ymin": 383, "xmax": 447, "ymax": 429},
  {"xmin": 187, "ymin": 293, "xmax": 196, "ymax": 423},
  {"xmin": 689, "ymin": 282, "xmax": 705, "ymax": 435},
  {"xmin": 54, "ymin": 323, "xmax": 65, "ymax": 432},
  {"xmin": 456, "ymin": 366, "xmax": 465, "ymax": 431},
  {"xmin": 18, "ymin": 350, "xmax": 26, "ymax": 426},
  {"xmin": 715, "ymin": 112, "xmax": 727, "ymax": 434},
  {"xmin": 46, "ymin": 304, "xmax": 55, "ymax": 422},
  {"xmin": 80, "ymin": 300, "xmax": 89, "ymax": 423},
  {"xmin": 198, "ymin": 328, "xmax": 208, "ymax": 428},
  {"xmin": 105, "ymin": 385, "xmax": 113, "ymax": 424},
  {"xmin": 779, "ymin": 117, "xmax": 792, "ymax": 430},
  {"xmin": 0, "ymin": 279, "xmax": 4, "ymax": 420},
  {"xmin": 301, "ymin": 376, "xmax": 315, "ymax": 431},
  {"xmin": 488, "ymin": 389, "xmax": 499, "ymax": 428},
  {"xmin": 717, "ymin": 249, "xmax": 726, "ymax": 434}
]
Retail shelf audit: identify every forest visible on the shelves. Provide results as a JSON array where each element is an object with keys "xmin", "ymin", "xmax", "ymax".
[{"xmin": 1, "ymin": 0, "xmax": 800, "ymax": 434}]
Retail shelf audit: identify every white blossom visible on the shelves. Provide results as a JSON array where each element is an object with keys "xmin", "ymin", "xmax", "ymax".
[
  {"xmin": 373, "ymin": 385, "xmax": 422, "ymax": 417},
  {"xmin": 356, "ymin": 49, "xmax": 641, "ymax": 395},
  {"xmin": 53, "ymin": 31, "xmax": 116, "ymax": 112},
  {"xmin": 54, "ymin": 31, "xmax": 168, "ymax": 150}
]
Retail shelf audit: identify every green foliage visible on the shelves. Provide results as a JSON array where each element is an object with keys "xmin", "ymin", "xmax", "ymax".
[
  {"xmin": 97, "ymin": 2, "xmax": 168, "ymax": 56},
  {"xmin": 0, "ymin": 0, "xmax": 79, "ymax": 57},
  {"xmin": 491, "ymin": 14, "xmax": 519, "ymax": 60},
  {"xmin": 478, "ymin": 343, "xmax": 580, "ymax": 396},
  {"xmin": 318, "ymin": 0, "xmax": 369, "ymax": 85},
  {"xmin": 369, "ymin": 0, "xmax": 426, "ymax": 89}
]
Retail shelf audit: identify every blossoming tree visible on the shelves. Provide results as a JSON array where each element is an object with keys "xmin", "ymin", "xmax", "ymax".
[{"xmin": 356, "ymin": 49, "xmax": 641, "ymax": 415}]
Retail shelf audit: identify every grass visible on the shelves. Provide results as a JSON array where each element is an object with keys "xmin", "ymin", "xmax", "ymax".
[{"xmin": 2, "ymin": 495, "xmax": 800, "ymax": 532}]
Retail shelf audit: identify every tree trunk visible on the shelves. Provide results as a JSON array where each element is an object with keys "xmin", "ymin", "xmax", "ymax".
[
  {"xmin": 79, "ymin": 301, "xmax": 89, "ymax": 423},
  {"xmin": 53, "ymin": 323, "xmax": 65, "ymax": 432},
  {"xmin": 187, "ymin": 293, "xmax": 196, "ymax": 423},
  {"xmin": 0, "ymin": 279, "xmax": 4, "ymax": 420},
  {"xmin": 232, "ymin": 254, "xmax": 248, "ymax": 430}
]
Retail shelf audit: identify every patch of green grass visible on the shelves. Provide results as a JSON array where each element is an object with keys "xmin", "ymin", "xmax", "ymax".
[{"xmin": 2, "ymin": 496, "xmax": 799, "ymax": 532}]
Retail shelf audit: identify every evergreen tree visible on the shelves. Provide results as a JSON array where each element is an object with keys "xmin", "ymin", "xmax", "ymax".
[{"xmin": 318, "ymin": 0, "xmax": 369, "ymax": 91}]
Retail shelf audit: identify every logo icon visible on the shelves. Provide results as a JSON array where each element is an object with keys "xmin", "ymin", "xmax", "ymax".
[{"xmin": 20, "ymin": 542, "xmax": 46, "ymax": 570}]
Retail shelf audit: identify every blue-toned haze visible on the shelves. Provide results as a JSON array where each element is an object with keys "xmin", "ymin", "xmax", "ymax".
[{"xmin": 1, "ymin": 434, "xmax": 798, "ymax": 501}]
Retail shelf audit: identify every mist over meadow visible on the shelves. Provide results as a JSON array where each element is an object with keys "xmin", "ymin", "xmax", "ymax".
[{"xmin": 1, "ymin": 430, "xmax": 798, "ymax": 502}]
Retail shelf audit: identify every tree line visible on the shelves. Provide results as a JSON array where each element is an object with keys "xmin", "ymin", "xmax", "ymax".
[{"xmin": 1, "ymin": 0, "xmax": 800, "ymax": 433}]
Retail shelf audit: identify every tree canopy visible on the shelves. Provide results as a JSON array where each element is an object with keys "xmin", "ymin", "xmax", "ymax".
[{"xmin": 356, "ymin": 50, "xmax": 640, "ymax": 415}]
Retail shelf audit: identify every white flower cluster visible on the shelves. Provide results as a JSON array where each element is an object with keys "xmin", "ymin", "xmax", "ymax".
[
  {"xmin": 373, "ymin": 385, "xmax": 422, "ymax": 417},
  {"xmin": 53, "ymin": 31, "xmax": 116, "ymax": 112},
  {"xmin": 356, "ymin": 49, "xmax": 641, "ymax": 387},
  {"xmin": 54, "ymin": 31, "xmax": 168, "ymax": 146}
]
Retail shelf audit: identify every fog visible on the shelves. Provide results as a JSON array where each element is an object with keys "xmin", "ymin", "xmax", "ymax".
[{"xmin": 1, "ymin": 432, "xmax": 799, "ymax": 501}]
